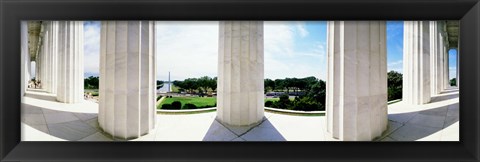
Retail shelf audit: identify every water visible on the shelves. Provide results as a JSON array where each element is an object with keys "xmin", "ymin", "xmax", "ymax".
[{"xmin": 157, "ymin": 82, "xmax": 173, "ymax": 93}]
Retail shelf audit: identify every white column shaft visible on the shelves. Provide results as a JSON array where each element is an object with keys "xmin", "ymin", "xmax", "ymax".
[
  {"xmin": 35, "ymin": 45, "xmax": 42, "ymax": 82},
  {"xmin": 326, "ymin": 21, "xmax": 388, "ymax": 141},
  {"xmin": 444, "ymin": 46, "xmax": 449, "ymax": 88},
  {"xmin": 41, "ymin": 29, "xmax": 48, "ymax": 89},
  {"xmin": 99, "ymin": 21, "xmax": 156, "ymax": 139},
  {"xmin": 44, "ymin": 24, "xmax": 52, "ymax": 93},
  {"xmin": 21, "ymin": 21, "xmax": 28, "ymax": 97},
  {"xmin": 56, "ymin": 21, "xmax": 84, "ymax": 103},
  {"xmin": 403, "ymin": 21, "xmax": 431, "ymax": 105},
  {"xmin": 49, "ymin": 21, "xmax": 59, "ymax": 94},
  {"xmin": 217, "ymin": 21, "xmax": 264, "ymax": 126},
  {"xmin": 43, "ymin": 21, "xmax": 59, "ymax": 94},
  {"xmin": 457, "ymin": 38, "xmax": 460, "ymax": 87},
  {"xmin": 436, "ymin": 22, "xmax": 444, "ymax": 94},
  {"xmin": 430, "ymin": 21, "xmax": 439, "ymax": 95}
]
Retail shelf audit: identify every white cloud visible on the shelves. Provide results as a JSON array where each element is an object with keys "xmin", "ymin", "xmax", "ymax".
[
  {"xmin": 389, "ymin": 60, "xmax": 403, "ymax": 66},
  {"xmin": 155, "ymin": 21, "xmax": 219, "ymax": 81},
  {"xmin": 264, "ymin": 21, "xmax": 296, "ymax": 58},
  {"xmin": 449, "ymin": 67, "xmax": 457, "ymax": 79},
  {"xmin": 388, "ymin": 60, "xmax": 403, "ymax": 73},
  {"xmin": 82, "ymin": 21, "xmax": 326, "ymax": 81},
  {"xmin": 295, "ymin": 22, "xmax": 309, "ymax": 38},
  {"xmin": 83, "ymin": 21, "xmax": 100, "ymax": 77},
  {"xmin": 264, "ymin": 21, "xmax": 326, "ymax": 80}
]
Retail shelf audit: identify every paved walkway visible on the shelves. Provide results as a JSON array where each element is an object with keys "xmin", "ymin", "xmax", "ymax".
[
  {"xmin": 378, "ymin": 87, "xmax": 459, "ymax": 141},
  {"xmin": 21, "ymin": 88, "xmax": 458, "ymax": 141}
]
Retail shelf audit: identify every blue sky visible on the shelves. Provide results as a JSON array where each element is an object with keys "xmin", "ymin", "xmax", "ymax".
[
  {"xmin": 386, "ymin": 21, "xmax": 404, "ymax": 73},
  {"xmin": 82, "ymin": 21, "xmax": 457, "ymax": 81}
]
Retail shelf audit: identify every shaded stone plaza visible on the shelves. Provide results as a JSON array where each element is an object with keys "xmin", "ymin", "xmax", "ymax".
[{"xmin": 21, "ymin": 20, "xmax": 459, "ymax": 141}]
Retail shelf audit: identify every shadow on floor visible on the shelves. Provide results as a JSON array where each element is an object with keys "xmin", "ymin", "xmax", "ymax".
[
  {"xmin": 22, "ymin": 90, "xmax": 102, "ymax": 141},
  {"xmin": 25, "ymin": 90, "xmax": 58, "ymax": 102},
  {"xmin": 202, "ymin": 117, "xmax": 286, "ymax": 141},
  {"xmin": 379, "ymin": 89, "xmax": 459, "ymax": 141}
]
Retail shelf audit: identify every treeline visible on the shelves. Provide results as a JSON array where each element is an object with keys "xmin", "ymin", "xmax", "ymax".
[
  {"xmin": 264, "ymin": 76, "xmax": 326, "ymax": 111},
  {"xmin": 172, "ymin": 76, "xmax": 217, "ymax": 95},
  {"xmin": 84, "ymin": 76, "xmax": 99, "ymax": 89},
  {"xmin": 264, "ymin": 76, "xmax": 320, "ymax": 94},
  {"xmin": 84, "ymin": 76, "xmax": 165, "ymax": 90},
  {"xmin": 85, "ymin": 72, "xmax": 404, "ymax": 105}
]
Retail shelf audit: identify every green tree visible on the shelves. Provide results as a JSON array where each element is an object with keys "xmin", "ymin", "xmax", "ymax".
[
  {"xmin": 274, "ymin": 79, "xmax": 285, "ymax": 92},
  {"xmin": 264, "ymin": 79, "xmax": 275, "ymax": 93},
  {"xmin": 197, "ymin": 76, "xmax": 212, "ymax": 94},
  {"xmin": 209, "ymin": 77, "xmax": 218, "ymax": 92},
  {"xmin": 183, "ymin": 78, "xmax": 199, "ymax": 94},
  {"xmin": 277, "ymin": 93, "xmax": 291, "ymax": 108},
  {"xmin": 156, "ymin": 80, "xmax": 164, "ymax": 89},
  {"xmin": 387, "ymin": 71, "xmax": 403, "ymax": 101},
  {"xmin": 84, "ymin": 76, "xmax": 99, "ymax": 89},
  {"xmin": 173, "ymin": 80, "xmax": 185, "ymax": 93},
  {"xmin": 306, "ymin": 80, "xmax": 326, "ymax": 109},
  {"xmin": 450, "ymin": 78, "xmax": 457, "ymax": 86}
]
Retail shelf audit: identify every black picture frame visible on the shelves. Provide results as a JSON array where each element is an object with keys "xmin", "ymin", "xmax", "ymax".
[{"xmin": 1, "ymin": 0, "xmax": 479, "ymax": 161}]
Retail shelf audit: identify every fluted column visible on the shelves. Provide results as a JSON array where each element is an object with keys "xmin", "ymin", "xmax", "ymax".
[
  {"xmin": 403, "ymin": 21, "xmax": 431, "ymax": 105},
  {"xmin": 43, "ymin": 24, "xmax": 52, "ymax": 93},
  {"xmin": 35, "ymin": 47, "xmax": 42, "ymax": 84},
  {"xmin": 430, "ymin": 21, "xmax": 439, "ymax": 95},
  {"xmin": 47, "ymin": 21, "xmax": 58, "ymax": 94},
  {"xmin": 42, "ymin": 21, "xmax": 59, "ymax": 94},
  {"xmin": 444, "ymin": 46, "xmax": 449, "ymax": 89},
  {"xmin": 41, "ymin": 28, "xmax": 47, "ymax": 89},
  {"xmin": 21, "ymin": 21, "xmax": 28, "ymax": 97},
  {"xmin": 99, "ymin": 21, "xmax": 157, "ymax": 139},
  {"xmin": 437, "ymin": 25, "xmax": 445, "ymax": 93},
  {"xmin": 216, "ymin": 21, "xmax": 264, "ymax": 126},
  {"xmin": 56, "ymin": 21, "xmax": 84, "ymax": 103},
  {"xmin": 457, "ymin": 39, "xmax": 460, "ymax": 87},
  {"xmin": 326, "ymin": 21, "xmax": 388, "ymax": 141}
]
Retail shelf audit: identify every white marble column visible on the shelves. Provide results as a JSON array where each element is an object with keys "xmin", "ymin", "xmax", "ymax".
[
  {"xmin": 444, "ymin": 46, "xmax": 450, "ymax": 89},
  {"xmin": 403, "ymin": 21, "xmax": 431, "ymax": 105},
  {"xmin": 43, "ymin": 24, "xmax": 52, "ymax": 93},
  {"xmin": 21, "ymin": 21, "xmax": 28, "ymax": 97},
  {"xmin": 47, "ymin": 21, "xmax": 58, "ymax": 94},
  {"xmin": 42, "ymin": 21, "xmax": 59, "ymax": 94},
  {"xmin": 457, "ymin": 40, "xmax": 460, "ymax": 87},
  {"xmin": 326, "ymin": 21, "xmax": 388, "ymax": 141},
  {"xmin": 27, "ymin": 60, "xmax": 31, "ymax": 82},
  {"xmin": 436, "ymin": 23, "xmax": 445, "ymax": 94},
  {"xmin": 35, "ymin": 47, "xmax": 42, "ymax": 83},
  {"xmin": 216, "ymin": 21, "xmax": 264, "ymax": 126},
  {"xmin": 41, "ymin": 27, "xmax": 48, "ymax": 90},
  {"xmin": 99, "ymin": 21, "xmax": 157, "ymax": 139},
  {"xmin": 56, "ymin": 21, "xmax": 84, "ymax": 103},
  {"xmin": 430, "ymin": 21, "xmax": 439, "ymax": 95}
]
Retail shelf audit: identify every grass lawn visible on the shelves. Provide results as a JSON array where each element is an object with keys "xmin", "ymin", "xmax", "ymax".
[
  {"xmin": 158, "ymin": 97, "xmax": 216, "ymax": 109},
  {"xmin": 387, "ymin": 99, "xmax": 402, "ymax": 105},
  {"xmin": 265, "ymin": 98, "xmax": 295, "ymax": 102},
  {"xmin": 265, "ymin": 98, "xmax": 280, "ymax": 102},
  {"xmin": 84, "ymin": 89, "xmax": 99, "ymax": 96},
  {"xmin": 158, "ymin": 96, "xmax": 298, "ymax": 109},
  {"xmin": 171, "ymin": 85, "xmax": 180, "ymax": 92}
]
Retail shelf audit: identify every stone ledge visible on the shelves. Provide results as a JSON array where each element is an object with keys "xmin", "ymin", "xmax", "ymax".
[
  {"xmin": 264, "ymin": 107, "xmax": 325, "ymax": 116},
  {"xmin": 156, "ymin": 107, "xmax": 217, "ymax": 115},
  {"xmin": 156, "ymin": 107, "xmax": 326, "ymax": 116}
]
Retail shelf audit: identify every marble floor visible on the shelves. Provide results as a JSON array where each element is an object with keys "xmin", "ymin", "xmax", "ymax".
[
  {"xmin": 21, "ymin": 87, "xmax": 459, "ymax": 141},
  {"xmin": 378, "ymin": 87, "xmax": 459, "ymax": 141}
]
